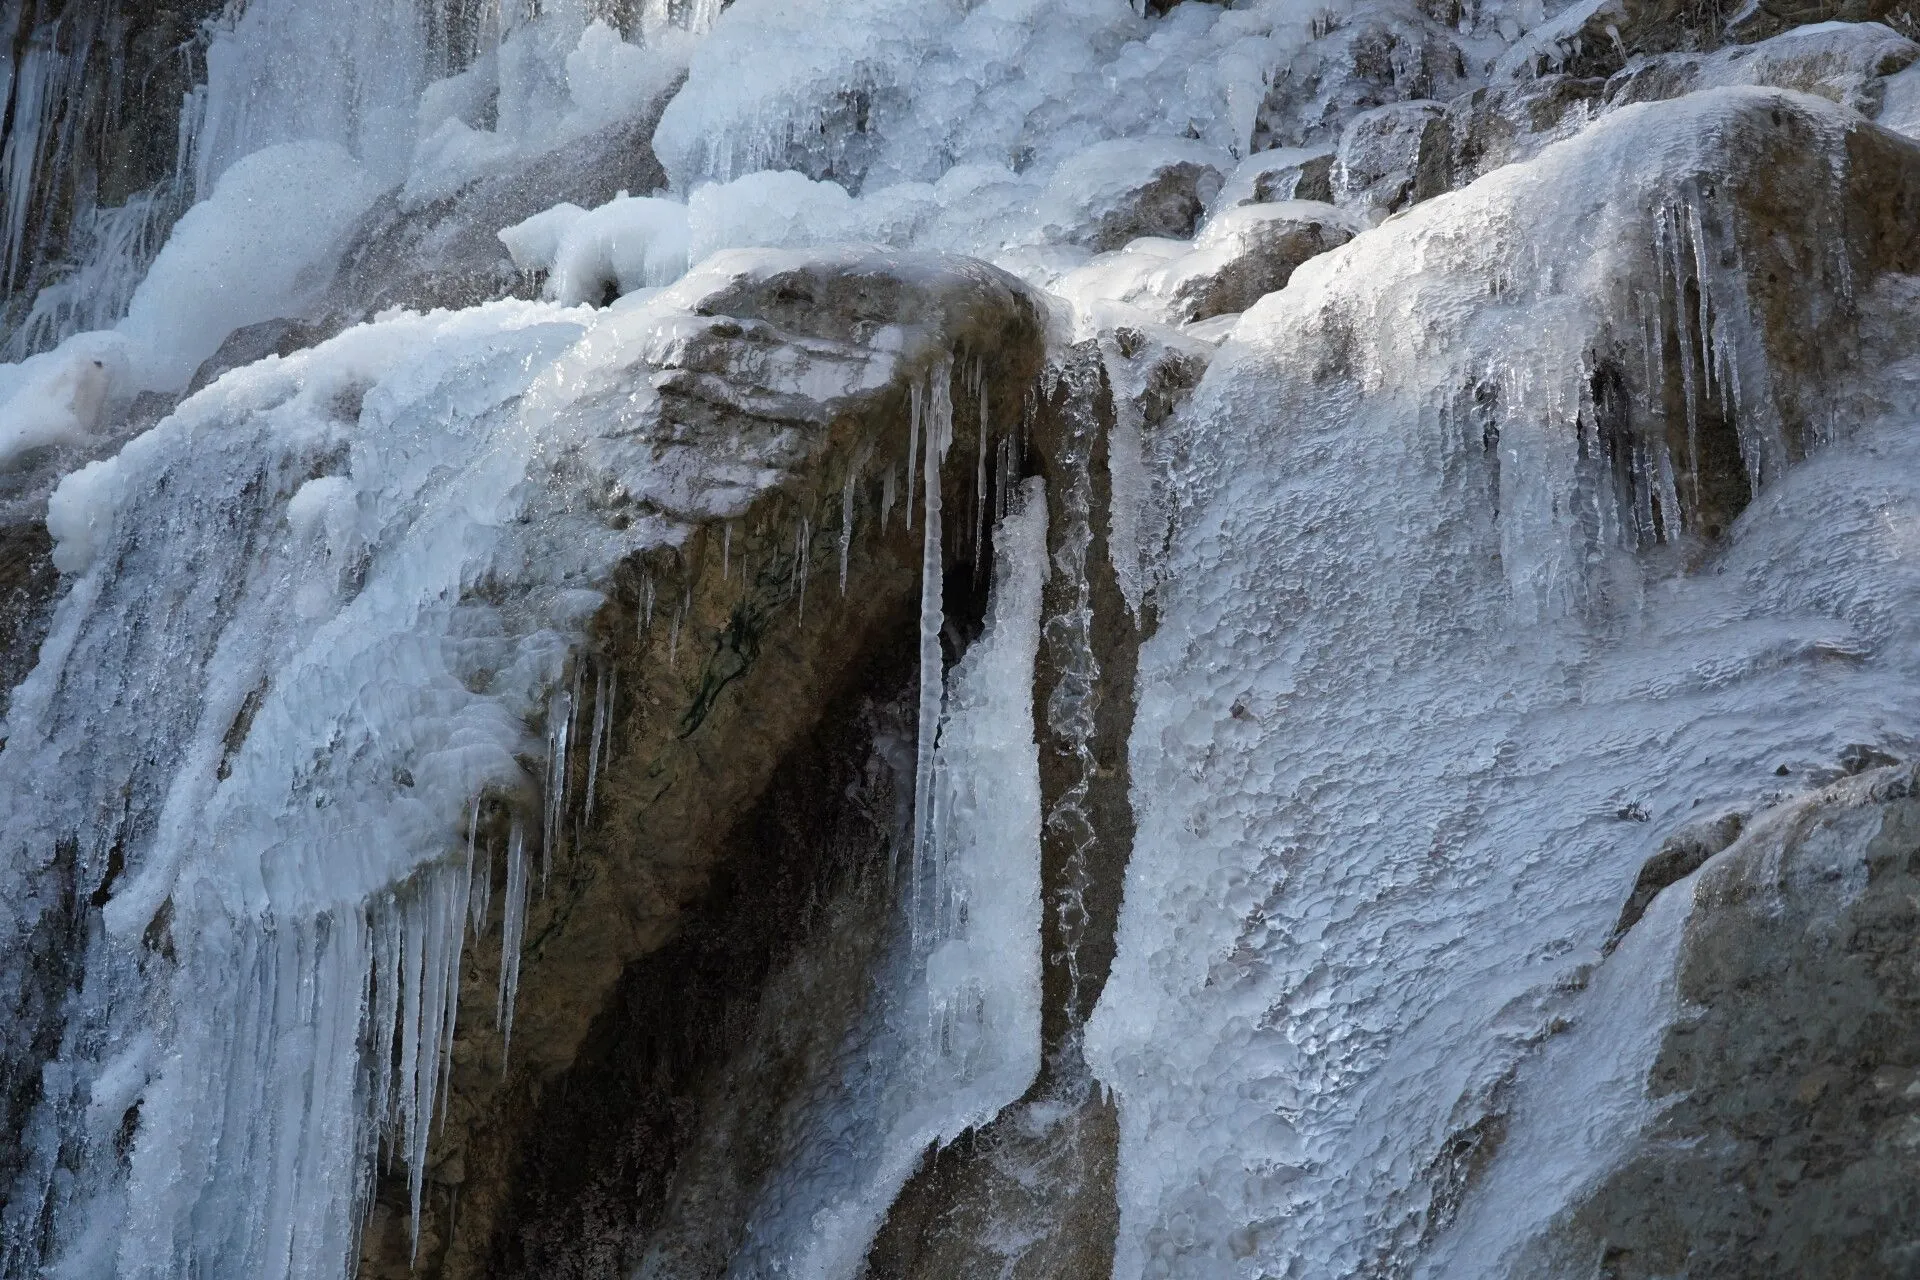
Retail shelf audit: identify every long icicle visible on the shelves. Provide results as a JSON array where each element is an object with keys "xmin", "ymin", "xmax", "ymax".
[
  {"xmin": 497, "ymin": 818, "xmax": 530, "ymax": 1064},
  {"xmin": 910, "ymin": 356, "xmax": 954, "ymax": 950}
]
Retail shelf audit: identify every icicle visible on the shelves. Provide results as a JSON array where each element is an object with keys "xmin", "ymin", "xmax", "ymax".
[
  {"xmin": 798, "ymin": 515, "xmax": 812, "ymax": 621},
  {"xmin": 585, "ymin": 662, "xmax": 610, "ymax": 821},
  {"xmin": 497, "ymin": 818, "xmax": 530, "ymax": 1059},
  {"xmin": 840, "ymin": 467, "xmax": 857, "ymax": 595},
  {"xmin": 791, "ymin": 520, "xmax": 805, "ymax": 599},
  {"xmin": 910, "ymin": 357, "xmax": 955, "ymax": 945},
  {"xmin": 882, "ymin": 463, "xmax": 898, "ymax": 531},
  {"xmin": 907, "ymin": 379, "xmax": 924, "ymax": 531},
  {"xmin": 542, "ymin": 671, "xmax": 577, "ymax": 886},
  {"xmin": 469, "ymin": 839, "xmax": 493, "ymax": 939},
  {"xmin": 974, "ymin": 359, "xmax": 991, "ymax": 572},
  {"xmin": 435, "ymin": 856, "xmax": 471, "ymax": 1126},
  {"xmin": 723, "ymin": 523, "xmax": 732, "ymax": 580}
]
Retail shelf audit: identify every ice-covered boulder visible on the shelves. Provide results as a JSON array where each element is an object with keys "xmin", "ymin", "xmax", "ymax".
[
  {"xmin": 1885, "ymin": 58, "xmax": 1920, "ymax": 134},
  {"xmin": 327, "ymin": 106, "xmax": 674, "ymax": 323},
  {"xmin": 1143, "ymin": 201, "xmax": 1362, "ymax": 323},
  {"xmin": 1251, "ymin": 4, "xmax": 1472, "ymax": 151},
  {"xmin": 1040, "ymin": 138, "xmax": 1233, "ymax": 252},
  {"xmin": 1442, "ymin": 762, "xmax": 1920, "ymax": 1276},
  {"xmin": 1605, "ymin": 19, "xmax": 1920, "ymax": 116},
  {"xmin": 1213, "ymin": 145, "xmax": 1338, "ymax": 209},
  {"xmin": 1436, "ymin": 74, "xmax": 1609, "ymax": 188},
  {"xmin": 1498, "ymin": 0, "xmax": 1918, "ymax": 83}
]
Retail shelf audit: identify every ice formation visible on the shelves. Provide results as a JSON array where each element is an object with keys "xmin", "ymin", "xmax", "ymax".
[
  {"xmin": 6, "ymin": 0, "xmax": 1920, "ymax": 1273},
  {"xmin": 729, "ymin": 480, "xmax": 1046, "ymax": 1279},
  {"xmin": 1084, "ymin": 87, "xmax": 1920, "ymax": 1278}
]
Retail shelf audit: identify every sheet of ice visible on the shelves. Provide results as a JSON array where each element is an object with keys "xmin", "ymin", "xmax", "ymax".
[
  {"xmin": 3, "ymin": 192, "xmax": 175, "ymax": 363},
  {"xmin": 186, "ymin": 0, "xmax": 441, "ymax": 192},
  {"xmin": 1084, "ymin": 89, "xmax": 1920, "ymax": 1277},
  {"xmin": 652, "ymin": 0, "xmax": 1321, "ymax": 204},
  {"xmin": 725, "ymin": 477, "xmax": 1047, "ymax": 1280},
  {"xmin": 404, "ymin": 8, "xmax": 692, "ymax": 211}
]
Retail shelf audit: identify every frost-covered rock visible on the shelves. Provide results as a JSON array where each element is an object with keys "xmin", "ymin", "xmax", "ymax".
[
  {"xmin": 1884, "ymin": 58, "xmax": 1920, "ymax": 134},
  {"xmin": 1437, "ymin": 74, "xmax": 1608, "ymax": 188},
  {"xmin": 1440, "ymin": 763, "xmax": 1920, "ymax": 1276},
  {"xmin": 1498, "ymin": 0, "xmax": 1918, "ymax": 82},
  {"xmin": 1040, "ymin": 138, "xmax": 1233, "ymax": 252},
  {"xmin": 1605, "ymin": 19, "xmax": 1920, "ymax": 116},
  {"xmin": 330, "ymin": 106, "xmax": 674, "ymax": 323},
  {"xmin": 1144, "ymin": 201, "xmax": 1362, "ymax": 323},
  {"xmin": 0, "ymin": 245, "xmax": 1051, "ymax": 1279},
  {"xmin": 1252, "ymin": 4, "xmax": 1472, "ymax": 151},
  {"xmin": 1213, "ymin": 145, "xmax": 1338, "ymax": 209}
]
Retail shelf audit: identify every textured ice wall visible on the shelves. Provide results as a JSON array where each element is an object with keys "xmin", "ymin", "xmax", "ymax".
[{"xmin": 1085, "ymin": 91, "xmax": 1920, "ymax": 1276}]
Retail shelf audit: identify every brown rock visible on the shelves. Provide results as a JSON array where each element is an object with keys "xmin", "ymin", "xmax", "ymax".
[{"xmin": 354, "ymin": 249, "xmax": 1049, "ymax": 1278}]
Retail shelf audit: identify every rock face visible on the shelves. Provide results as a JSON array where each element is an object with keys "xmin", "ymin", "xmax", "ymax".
[
  {"xmin": 1534, "ymin": 765, "xmax": 1920, "ymax": 1277},
  {"xmin": 350, "ymin": 250, "xmax": 1050, "ymax": 1277}
]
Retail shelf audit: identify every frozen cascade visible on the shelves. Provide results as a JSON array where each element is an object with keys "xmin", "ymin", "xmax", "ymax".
[
  {"xmin": 1084, "ymin": 90, "xmax": 1920, "ymax": 1277},
  {"xmin": 726, "ymin": 477, "xmax": 1047, "ymax": 1279},
  {"xmin": 7, "ymin": 0, "xmax": 1920, "ymax": 1269}
]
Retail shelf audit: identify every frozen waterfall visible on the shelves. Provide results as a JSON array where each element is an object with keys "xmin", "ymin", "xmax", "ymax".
[{"xmin": 6, "ymin": 0, "xmax": 1920, "ymax": 1275}]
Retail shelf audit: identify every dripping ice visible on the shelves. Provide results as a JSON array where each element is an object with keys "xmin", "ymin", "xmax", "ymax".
[{"xmin": 729, "ymin": 474, "xmax": 1048, "ymax": 1280}]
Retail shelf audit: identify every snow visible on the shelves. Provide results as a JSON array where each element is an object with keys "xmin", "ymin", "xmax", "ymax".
[
  {"xmin": 543, "ymin": 196, "xmax": 692, "ymax": 305},
  {"xmin": 0, "ymin": 333, "xmax": 129, "ymax": 470}
]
